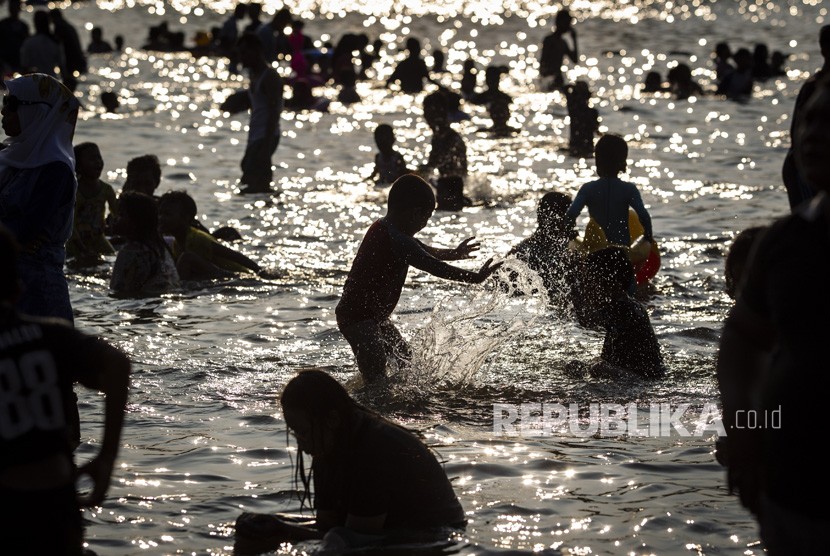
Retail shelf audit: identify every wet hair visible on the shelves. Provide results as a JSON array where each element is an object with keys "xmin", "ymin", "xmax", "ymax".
[
  {"xmin": 587, "ymin": 246, "xmax": 634, "ymax": 292},
  {"xmin": 159, "ymin": 190, "xmax": 198, "ymax": 221},
  {"xmin": 538, "ymin": 191, "xmax": 572, "ymax": 223},
  {"xmin": 0, "ymin": 224, "xmax": 20, "ymax": 298},
  {"xmin": 374, "ymin": 123, "xmax": 395, "ymax": 149},
  {"xmin": 280, "ymin": 369, "xmax": 388, "ymax": 509},
  {"xmin": 73, "ymin": 142, "xmax": 100, "ymax": 165},
  {"xmin": 387, "ymin": 174, "xmax": 436, "ymax": 214},
  {"xmin": 724, "ymin": 226, "xmax": 766, "ymax": 299},
  {"xmin": 594, "ymin": 134, "xmax": 628, "ymax": 177},
  {"xmin": 536, "ymin": 191, "xmax": 573, "ymax": 238}
]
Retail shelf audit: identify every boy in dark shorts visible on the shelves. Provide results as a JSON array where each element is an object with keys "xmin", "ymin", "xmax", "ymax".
[
  {"xmin": 0, "ymin": 224, "xmax": 130, "ymax": 555},
  {"xmin": 335, "ymin": 175, "xmax": 502, "ymax": 382}
]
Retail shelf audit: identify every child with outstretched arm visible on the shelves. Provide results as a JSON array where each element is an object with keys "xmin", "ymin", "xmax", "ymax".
[{"xmin": 335, "ymin": 174, "xmax": 502, "ymax": 382}]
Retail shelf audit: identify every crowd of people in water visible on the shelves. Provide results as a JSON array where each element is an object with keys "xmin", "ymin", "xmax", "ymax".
[{"xmin": 1, "ymin": 0, "xmax": 829, "ymax": 553}]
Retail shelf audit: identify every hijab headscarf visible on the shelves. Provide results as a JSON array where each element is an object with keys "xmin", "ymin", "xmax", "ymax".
[{"xmin": 0, "ymin": 73, "xmax": 80, "ymax": 171}]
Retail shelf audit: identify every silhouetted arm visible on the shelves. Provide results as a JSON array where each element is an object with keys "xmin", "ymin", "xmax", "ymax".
[
  {"xmin": 629, "ymin": 189, "xmax": 654, "ymax": 241},
  {"xmin": 76, "ymin": 339, "xmax": 131, "ymax": 507}
]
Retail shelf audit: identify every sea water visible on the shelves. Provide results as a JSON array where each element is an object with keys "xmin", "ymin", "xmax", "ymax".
[{"xmin": 33, "ymin": 0, "xmax": 827, "ymax": 553}]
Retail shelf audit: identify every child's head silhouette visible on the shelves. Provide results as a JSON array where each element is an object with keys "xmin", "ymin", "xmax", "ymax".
[
  {"xmin": 594, "ymin": 134, "xmax": 628, "ymax": 178},
  {"xmin": 374, "ymin": 124, "xmax": 395, "ymax": 152}
]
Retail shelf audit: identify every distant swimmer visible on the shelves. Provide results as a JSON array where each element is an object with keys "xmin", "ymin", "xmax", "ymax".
[
  {"xmin": 236, "ymin": 33, "xmax": 283, "ymax": 194},
  {"xmin": 421, "ymin": 91, "xmax": 470, "ymax": 211},
  {"xmin": 369, "ymin": 123, "xmax": 409, "ymax": 185},
  {"xmin": 564, "ymin": 80, "xmax": 599, "ymax": 156},
  {"xmin": 717, "ymin": 47, "xmax": 754, "ymax": 100},
  {"xmin": 386, "ymin": 37, "xmax": 432, "ymax": 94},
  {"xmin": 335, "ymin": 175, "xmax": 502, "ymax": 382},
  {"xmin": 538, "ymin": 8, "xmax": 578, "ymax": 90}
]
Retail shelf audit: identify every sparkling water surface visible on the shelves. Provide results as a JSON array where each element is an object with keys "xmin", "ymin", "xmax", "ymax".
[{"xmin": 45, "ymin": 0, "xmax": 828, "ymax": 553}]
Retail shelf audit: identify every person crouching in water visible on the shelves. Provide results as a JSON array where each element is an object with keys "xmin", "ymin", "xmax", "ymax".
[
  {"xmin": 568, "ymin": 246, "xmax": 665, "ymax": 378},
  {"xmin": 233, "ymin": 369, "xmax": 467, "ymax": 553}
]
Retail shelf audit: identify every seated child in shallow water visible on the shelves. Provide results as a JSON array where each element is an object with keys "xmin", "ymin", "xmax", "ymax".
[
  {"xmin": 157, "ymin": 190, "xmax": 261, "ymax": 280},
  {"xmin": 568, "ymin": 246, "xmax": 664, "ymax": 378},
  {"xmin": 110, "ymin": 191, "xmax": 180, "ymax": 295},
  {"xmin": 233, "ymin": 369, "xmax": 466, "ymax": 555},
  {"xmin": 66, "ymin": 142, "xmax": 118, "ymax": 261},
  {"xmin": 370, "ymin": 124, "xmax": 408, "ymax": 185}
]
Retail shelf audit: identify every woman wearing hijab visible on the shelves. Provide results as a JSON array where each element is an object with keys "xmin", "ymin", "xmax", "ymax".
[{"xmin": 0, "ymin": 73, "xmax": 80, "ymax": 322}]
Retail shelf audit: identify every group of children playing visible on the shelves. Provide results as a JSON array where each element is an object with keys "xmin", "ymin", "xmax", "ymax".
[
  {"xmin": 66, "ymin": 144, "xmax": 266, "ymax": 296},
  {"xmin": 347, "ymin": 133, "xmax": 665, "ymax": 383},
  {"xmin": 74, "ymin": 123, "xmax": 664, "ymax": 382}
]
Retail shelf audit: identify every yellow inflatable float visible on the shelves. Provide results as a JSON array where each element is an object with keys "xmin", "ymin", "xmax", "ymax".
[{"xmin": 570, "ymin": 209, "xmax": 661, "ymax": 285}]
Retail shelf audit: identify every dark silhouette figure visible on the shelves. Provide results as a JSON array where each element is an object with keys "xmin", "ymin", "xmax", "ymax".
[
  {"xmin": 432, "ymin": 48, "xmax": 445, "ymax": 73},
  {"xmin": 752, "ymin": 43, "xmax": 773, "ymax": 80},
  {"xmin": 88, "ymin": 27, "xmax": 113, "ymax": 54},
  {"xmin": 782, "ymin": 25, "xmax": 829, "ymax": 211},
  {"xmin": 386, "ymin": 37, "xmax": 431, "ymax": 94},
  {"xmin": 718, "ymin": 48, "xmax": 754, "ymax": 100},
  {"xmin": 770, "ymin": 51, "xmax": 787, "ymax": 77},
  {"xmin": 50, "ymin": 8, "xmax": 87, "ymax": 91},
  {"xmin": 713, "ymin": 41, "xmax": 735, "ymax": 82},
  {"xmin": 669, "ymin": 63, "xmax": 704, "ymax": 100},
  {"xmin": 641, "ymin": 71, "xmax": 666, "ymax": 93},
  {"xmin": 564, "ymin": 81, "xmax": 598, "ymax": 157},
  {"xmin": 460, "ymin": 58, "xmax": 478, "ymax": 98},
  {"xmin": 539, "ymin": 9, "xmax": 578, "ymax": 90},
  {"xmin": 0, "ymin": 0, "xmax": 30, "ymax": 73}
]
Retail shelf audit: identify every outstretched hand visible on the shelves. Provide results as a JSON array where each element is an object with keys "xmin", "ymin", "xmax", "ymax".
[
  {"xmin": 76, "ymin": 454, "xmax": 117, "ymax": 507},
  {"xmin": 474, "ymin": 258, "xmax": 504, "ymax": 283},
  {"xmin": 452, "ymin": 237, "xmax": 481, "ymax": 260}
]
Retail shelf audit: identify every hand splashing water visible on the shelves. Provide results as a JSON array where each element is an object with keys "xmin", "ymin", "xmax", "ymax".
[{"xmin": 399, "ymin": 258, "xmax": 550, "ymax": 389}]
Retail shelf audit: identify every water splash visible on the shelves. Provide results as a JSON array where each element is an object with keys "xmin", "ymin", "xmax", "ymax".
[{"xmin": 399, "ymin": 258, "xmax": 549, "ymax": 389}]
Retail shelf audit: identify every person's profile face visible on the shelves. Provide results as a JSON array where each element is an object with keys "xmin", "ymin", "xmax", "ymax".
[
  {"xmin": 409, "ymin": 206, "xmax": 434, "ymax": 234},
  {"xmin": 0, "ymin": 97, "xmax": 22, "ymax": 137},
  {"xmin": 78, "ymin": 147, "xmax": 104, "ymax": 179},
  {"xmin": 126, "ymin": 169, "xmax": 159, "ymax": 196},
  {"xmin": 157, "ymin": 201, "xmax": 184, "ymax": 234}
]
